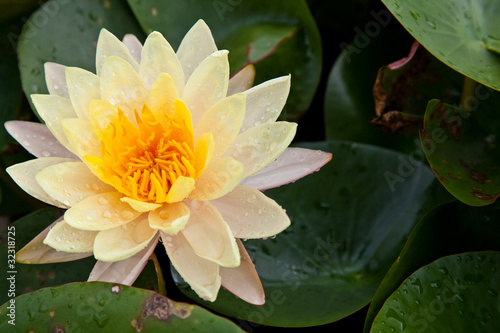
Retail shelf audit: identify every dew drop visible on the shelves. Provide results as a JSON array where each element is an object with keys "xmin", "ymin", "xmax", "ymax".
[{"xmin": 98, "ymin": 197, "xmax": 109, "ymax": 205}]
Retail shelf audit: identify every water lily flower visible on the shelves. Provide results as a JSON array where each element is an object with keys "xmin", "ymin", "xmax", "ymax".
[{"xmin": 7, "ymin": 20, "xmax": 332, "ymax": 304}]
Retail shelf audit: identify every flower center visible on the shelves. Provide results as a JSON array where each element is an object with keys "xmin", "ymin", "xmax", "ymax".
[{"xmin": 88, "ymin": 100, "xmax": 203, "ymax": 204}]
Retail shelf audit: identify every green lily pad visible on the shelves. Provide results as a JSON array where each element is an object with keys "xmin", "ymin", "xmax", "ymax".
[
  {"xmin": 127, "ymin": 0, "xmax": 322, "ymax": 121},
  {"xmin": 0, "ymin": 208, "xmax": 163, "ymax": 305},
  {"xmin": 175, "ymin": 140, "xmax": 451, "ymax": 326},
  {"xmin": 364, "ymin": 200, "xmax": 500, "ymax": 332},
  {"xmin": 370, "ymin": 251, "xmax": 500, "ymax": 332},
  {"xmin": 324, "ymin": 25, "xmax": 417, "ymax": 153},
  {"xmin": 0, "ymin": 282, "xmax": 245, "ymax": 332},
  {"xmin": 420, "ymin": 99, "xmax": 500, "ymax": 206},
  {"xmin": 18, "ymin": 0, "xmax": 145, "ymax": 119},
  {"xmin": 381, "ymin": 0, "xmax": 500, "ymax": 91}
]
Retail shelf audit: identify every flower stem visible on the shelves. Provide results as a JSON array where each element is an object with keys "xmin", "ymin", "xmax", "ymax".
[{"xmin": 459, "ymin": 76, "xmax": 479, "ymax": 113}]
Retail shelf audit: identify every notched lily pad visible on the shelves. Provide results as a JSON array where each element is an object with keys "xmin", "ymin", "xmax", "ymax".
[
  {"xmin": 372, "ymin": 42, "xmax": 462, "ymax": 135},
  {"xmin": 420, "ymin": 99, "xmax": 500, "ymax": 206}
]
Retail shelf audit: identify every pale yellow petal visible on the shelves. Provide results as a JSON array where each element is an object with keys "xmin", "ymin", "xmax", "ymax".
[
  {"xmin": 88, "ymin": 100, "xmax": 118, "ymax": 135},
  {"xmin": 193, "ymin": 132, "xmax": 215, "ymax": 177},
  {"xmin": 65, "ymin": 67, "xmax": 101, "ymax": 120},
  {"xmin": 44, "ymin": 62, "xmax": 69, "ymax": 97},
  {"xmin": 224, "ymin": 122, "xmax": 297, "ymax": 177},
  {"xmin": 220, "ymin": 239, "xmax": 265, "ymax": 305},
  {"xmin": 190, "ymin": 157, "xmax": 243, "ymax": 201},
  {"xmin": 61, "ymin": 118, "xmax": 101, "ymax": 159},
  {"xmin": 121, "ymin": 197, "xmax": 161, "ymax": 212},
  {"xmin": 194, "ymin": 93, "xmax": 246, "ymax": 160},
  {"xmin": 161, "ymin": 231, "xmax": 221, "ymax": 301},
  {"xmin": 93, "ymin": 215, "xmax": 157, "ymax": 262},
  {"xmin": 182, "ymin": 200, "xmax": 240, "ymax": 267},
  {"xmin": 227, "ymin": 64, "xmax": 255, "ymax": 96},
  {"xmin": 176, "ymin": 19, "xmax": 218, "ymax": 81},
  {"xmin": 16, "ymin": 218, "xmax": 92, "ymax": 264},
  {"xmin": 95, "ymin": 28, "xmax": 139, "ymax": 76},
  {"xmin": 100, "ymin": 56, "xmax": 148, "ymax": 123},
  {"xmin": 149, "ymin": 201, "xmax": 190, "ymax": 234},
  {"xmin": 241, "ymin": 75, "xmax": 291, "ymax": 132},
  {"xmin": 64, "ymin": 192, "xmax": 142, "ymax": 231},
  {"xmin": 211, "ymin": 185, "xmax": 290, "ymax": 239},
  {"xmin": 148, "ymin": 73, "xmax": 180, "ymax": 120},
  {"xmin": 36, "ymin": 161, "xmax": 114, "ymax": 207},
  {"xmin": 31, "ymin": 94, "xmax": 77, "ymax": 150},
  {"xmin": 181, "ymin": 50, "xmax": 229, "ymax": 126},
  {"xmin": 166, "ymin": 176, "xmax": 195, "ymax": 203},
  {"xmin": 122, "ymin": 33, "xmax": 142, "ymax": 63},
  {"xmin": 7, "ymin": 157, "xmax": 77, "ymax": 208},
  {"xmin": 44, "ymin": 220, "xmax": 98, "ymax": 253},
  {"xmin": 139, "ymin": 31, "xmax": 184, "ymax": 92}
]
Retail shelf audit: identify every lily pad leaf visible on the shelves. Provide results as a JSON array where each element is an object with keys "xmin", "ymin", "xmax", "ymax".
[
  {"xmin": 174, "ymin": 140, "xmax": 449, "ymax": 326},
  {"xmin": 0, "ymin": 282, "xmax": 245, "ymax": 332},
  {"xmin": 420, "ymin": 99, "xmax": 500, "ymax": 206},
  {"xmin": 372, "ymin": 42, "xmax": 463, "ymax": 135},
  {"xmin": 370, "ymin": 251, "xmax": 500, "ymax": 333},
  {"xmin": 381, "ymin": 0, "xmax": 500, "ymax": 91},
  {"xmin": 127, "ymin": 0, "xmax": 322, "ymax": 121}
]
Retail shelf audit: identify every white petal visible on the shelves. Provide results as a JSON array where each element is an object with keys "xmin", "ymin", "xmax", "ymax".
[
  {"xmin": 220, "ymin": 239, "xmax": 265, "ymax": 305},
  {"xmin": 5, "ymin": 121, "xmax": 77, "ymax": 158},
  {"xmin": 64, "ymin": 192, "xmax": 142, "ymax": 231},
  {"xmin": 194, "ymin": 93, "xmax": 246, "ymax": 159},
  {"xmin": 212, "ymin": 185, "xmax": 290, "ymax": 239},
  {"xmin": 88, "ymin": 233, "xmax": 159, "ymax": 286},
  {"xmin": 61, "ymin": 118, "xmax": 101, "ymax": 159},
  {"xmin": 227, "ymin": 64, "xmax": 255, "ymax": 96},
  {"xmin": 122, "ymin": 34, "xmax": 143, "ymax": 63},
  {"xmin": 6, "ymin": 157, "xmax": 77, "ymax": 208},
  {"xmin": 241, "ymin": 75, "xmax": 291, "ymax": 132},
  {"xmin": 149, "ymin": 201, "xmax": 190, "ymax": 235},
  {"xmin": 95, "ymin": 28, "xmax": 139, "ymax": 76},
  {"xmin": 44, "ymin": 220, "xmax": 98, "ymax": 252},
  {"xmin": 65, "ymin": 67, "xmax": 101, "ymax": 120},
  {"xmin": 100, "ymin": 56, "xmax": 148, "ymax": 122},
  {"xmin": 161, "ymin": 231, "xmax": 221, "ymax": 301},
  {"xmin": 36, "ymin": 161, "xmax": 114, "ymax": 206},
  {"xmin": 16, "ymin": 217, "xmax": 92, "ymax": 263},
  {"xmin": 31, "ymin": 94, "xmax": 77, "ymax": 150},
  {"xmin": 182, "ymin": 200, "xmax": 240, "ymax": 267},
  {"xmin": 176, "ymin": 19, "xmax": 218, "ymax": 81},
  {"xmin": 240, "ymin": 148, "xmax": 333, "ymax": 191},
  {"xmin": 44, "ymin": 62, "xmax": 69, "ymax": 97},
  {"xmin": 93, "ymin": 215, "xmax": 157, "ymax": 262},
  {"xmin": 182, "ymin": 50, "xmax": 229, "ymax": 126},
  {"xmin": 224, "ymin": 122, "xmax": 297, "ymax": 177},
  {"xmin": 139, "ymin": 31, "xmax": 184, "ymax": 92}
]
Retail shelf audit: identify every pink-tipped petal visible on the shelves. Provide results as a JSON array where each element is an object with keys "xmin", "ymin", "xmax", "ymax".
[
  {"xmin": 227, "ymin": 65, "xmax": 255, "ymax": 96},
  {"xmin": 220, "ymin": 239, "xmax": 265, "ymax": 305},
  {"xmin": 5, "ymin": 121, "xmax": 77, "ymax": 159},
  {"xmin": 122, "ymin": 34, "xmax": 143, "ymax": 63},
  {"xmin": 16, "ymin": 217, "xmax": 92, "ymax": 264},
  {"xmin": 44, "ymin": 62, "xmax": 69, "ymax": 97},
  {"xmin": 240, "ymin": 148, "xmax": 332, "ymax": 191},
  {"xmin": 88, "ymin": 233, "xmax": 159, "ymax": 286}
]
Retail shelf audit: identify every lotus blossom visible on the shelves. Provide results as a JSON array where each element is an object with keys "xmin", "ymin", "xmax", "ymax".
[{"xmin": 7, "ymin": 20, "xmax": 332, "ymax": 304}]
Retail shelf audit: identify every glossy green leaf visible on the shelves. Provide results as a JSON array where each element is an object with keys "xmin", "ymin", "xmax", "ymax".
[
  {"xmin": 127, "ymin": 0, "xmax": 322, "ymax": 121},
  {"xmin": 0, "ymin": 282, "xmax": 245, "ymax": 332},
  {"xmin": 420, "ymin": 99, "xmax": 500, "ymax": 206},
  {"xmin": 324, "ymin": 26, "xmax": 417, "ymax": 153},
  {"xmin": 364, "ymin": 201, "xmax": 500, "ymax": 332},
  {"xmin": 370, "ymin": 251, "xmax": 500, "ymax": 332},
  {"xmin": 372, "ymin": 42, "xmax": 463, "ymax": 135},
  {"xmin": 18, "ymin": 0, "xmax": 145, "ymax": 118},
  {"xmin": 0, "ymin": 208, "xmax": 163, "ymax": 305},
  {"xmin": 175, "ymin": 140, "xmax": 450, "ymax": 327},
  {"xmin": 381, "ymin": 0, "xmax": 500, "ymax": 90}
]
